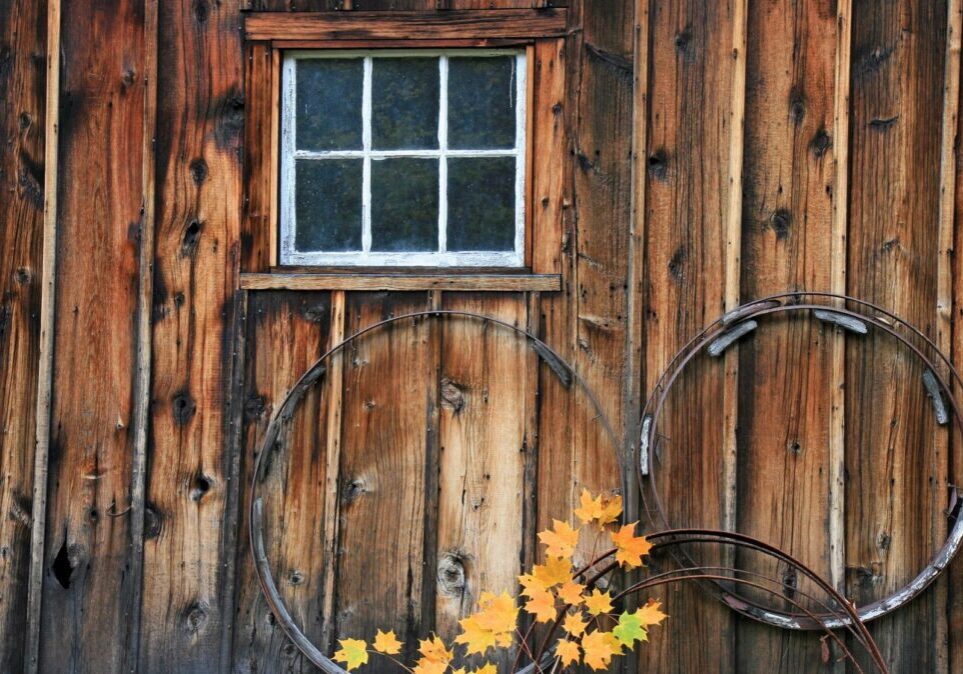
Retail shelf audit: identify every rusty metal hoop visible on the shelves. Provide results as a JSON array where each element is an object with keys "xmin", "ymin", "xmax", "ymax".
[
  {"xmin": 249, "ymin": 310, "xmax": 622, "ymax": 673},
  {"xmin": 637, "ymin": 292, "xmax": 963, "ymax": 630}
]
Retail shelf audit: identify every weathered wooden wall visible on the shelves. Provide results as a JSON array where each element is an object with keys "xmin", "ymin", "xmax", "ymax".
[{"xmin": 2, "ymin": 0, "xmax": 963, "ymax": 672}]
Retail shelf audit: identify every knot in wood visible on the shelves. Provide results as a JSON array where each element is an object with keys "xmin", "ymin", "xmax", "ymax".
[
  {"xmin": 437, "ymin": 551, "xmax": 468, "ymax": 597},
  {"xmin": 440, "ymin": 378, "xmax": 466, "ymax": 412}
]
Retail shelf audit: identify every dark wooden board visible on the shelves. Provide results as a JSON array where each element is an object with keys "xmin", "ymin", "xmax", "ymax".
[
  {"xmin": 0, "ymin": 0, "xmax": 47, "ymax": 670},
  {"xmin": 736, "ymin": 0, "xmax": 841, "ymax": 670},
  {"xmin": 136, "ymin": 0, "xmax": 245, "ymax": 671},
  {"xmin": 846, "ymin": 1, "xmax": 949, "ymax": 670},
  {"xmin": 38, "ymin": 1, "xmax": 147, "ymax": 670}
]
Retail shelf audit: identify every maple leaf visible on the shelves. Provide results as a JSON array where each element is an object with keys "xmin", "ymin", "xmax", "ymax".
[
  {"xmin": 524, "ymin": 586, "xmax": 558, "ymax": 623},
  {"xmin": 472, "ymin": 665, "xmax": 497, "ymax": 674},
  {"xmin": 538, "ymin": 519, "xmax": 580, "ymax": 559},
  {"xmin": 581, "ymin": 630, "xmax": 623, "ymax": 671},
  {"xmin": 612, "ymin": 610, "xmax": 648, "ymax": 647},
  {"xmin": 636, "ymin": 599, "xmax": 668, "ymax": 627},
  {"xmin": 583, "ymin": 589, "xmax": 614, "ymax": 616},
  {"xmin": 373, "ymin": 629, "xmax": 402, "ymax": 655},
  {"xmin": 532, "ymin": 556, "xmax": 571, "ymax": 588},
  {"xmin": 455, "ymin": 591, "xmax": 519, "ymax": 655},
  {"xmin": 557, "ymin": 580, "xmax": 585, "ymax": 606},
  {"xmin": 562, "ymin": 611, "xmax": 587, "ymax": 637},
  {"xmin": 610, "ymin": 522, "xmax": 652, "ymax": 568},
  {"xmin": 518, "ymin": 572, "xmax": 547, "ymax": 598},
  {"xmin": 574, "ymin": 489, "xmax": 623, "ymax": 527},
  {"xmin": 333, "ymin": 638, "xmax": 369, "ymax": 671},
  {"xmin": 418, "ymin": 635, "xmax": 453, "ymax": 665},
  {"xmin": 556, "ymin": 638, "xmax": 581, "ymax": 667},
  {"xmin": 414, "ymin": 660, "xmax": 448, "ymax": 674}
]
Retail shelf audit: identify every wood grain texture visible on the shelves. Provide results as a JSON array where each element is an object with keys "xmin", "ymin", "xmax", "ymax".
[
  {"xmin": 137, "ymin": 0, "xmax": 244, "ymax": 670},
  {"xmin": 735, "ymin": 0, "xmax": 840, "ymax": 670},
  {"xmin": 241, "ymin": 273, "xmax": 562, "ymax": 292},
  {"xmin": 434, "ymin": 293, "xmax": 532, "ymax": 669},
  {"xmin": 37, "ymin": 0, "xmax": 147, "ymax": 670},
  {"xmin": 333, "ymin": 292, "xmax": 434, "ymax": 659},
  {"xmin": 846, "ymin": 0, "xmax": 948, "ymax": 670},
  {"xmin": 232, "ymin": 291, "xmax": 333, "ymax": 673},
  {"xmin": 637, "ymin": 1, "xmax": 739, "ymax": 671},
  {"xmin": 241, "ymin": 43, "xmax": 277, "ymax": 273},
  {"xmin": 246, "ymin": 0, "xmax": 552, "ymax": 13},
  {"xmin": 244, "ymin": 9, "xmax": 567, "ymax": 41},
  {"xmin": 0, "ymin": 0, "xmax": 47, "ymax": 670}
]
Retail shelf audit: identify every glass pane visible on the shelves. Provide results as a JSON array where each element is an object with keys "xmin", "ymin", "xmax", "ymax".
[
  {"xmin": 372, "ymin": 58, "xmax": 439, "ymax": 150},
  {"xmin": 448, "ymin": 57, "xmax": 517, "ymax": 149},
  {"xmin": 296, "ymin": 58, "xmax": 363, "ymax": 151},
  {"xmin": 447, "ymin": 157, "xmax": 516, "ymax": 251},
  {"xmin": 370, "ymin": 158, "xmax": 439, "ymax": 252},
  {"xmin": 294, "ymin": 158, "xmax": 363, "ymax": 252}
]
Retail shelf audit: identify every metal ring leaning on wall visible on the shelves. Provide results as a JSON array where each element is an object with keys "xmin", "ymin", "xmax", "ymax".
[
  {"xmin": 637, "ymin": 291, "xmax": 963, "ymax": 630},
  {"xmin": 249, "ymin": 309, "xmax": 623, "ymax": 672}
]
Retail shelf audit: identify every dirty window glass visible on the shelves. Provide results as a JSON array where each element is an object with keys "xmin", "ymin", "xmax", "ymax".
[{"xmin": 280, "ymin": 50, "xmax": 526, "ymax": 267}]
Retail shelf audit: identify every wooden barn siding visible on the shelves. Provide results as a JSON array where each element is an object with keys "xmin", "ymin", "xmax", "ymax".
[
  {"xmin": 0, "ymin": 0, "xmax": 47, "ymax": 671},
  {"xmin": 0, "ymin": 0, "xmax": 961, "ymax": 672}
]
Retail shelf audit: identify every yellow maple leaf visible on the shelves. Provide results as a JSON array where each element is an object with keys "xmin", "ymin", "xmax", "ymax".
[
  {"xmin": 556, "ymin": 638, "xmax": 581, "ymax": 666},
  {"xmin": 533, "ymin": 556, "xmax": 571, "ymax": 588},
  {"xmin": 373, "ymin": 629, "xmax": 402, "ymax": 655},
  {"xmin": 333, "ymin": 638, "xmax": 369, "ymax": 671},
  {"xmin": 455, "ymin": 591, "xmax": 519, "ymax": 655},
  {"xmin": 610, "ymin": 522, "xmax": 652, "ymax": 568},
  {"xmin": 418, "ymin": 635, "xmax": 453, "ymax": 664},
  {"xmin": 637, "ymin": 599, "xmax": 668, "ymax": 627},
  {"xmin": 581, "ymin": 630, "xmax": 623, "ymax": 671},
  {"xmin": 574, "ymin": 489, "xmax": 623, "ymax": 527},
  {"xmin": 414, "ymin": 660, "xmax": 448, "ymax": 674},
  {"xmin": 562, "ymin": 611, "xmax": 587, "ymax": 637},
  {"xmin": 538, "ymin": 519, "xmax": 580, "ymax": 558},
  {"xmin": 583, "ymin": 589, "xmax": 613, "ymax": 617},
  {"xmin": 524, "ymin": 586, "xmax": 558, "ymax": 623},
  {"xmin": 473, "ymin": 665, "xmax": 497, "ymax": 674},
  {"xmin": 557, "ymin": 580, "xmax": 585, "ymax": 606},
  {"xmin": 518, "ymin": 572, "xmax": 547, "ymax": 598}
]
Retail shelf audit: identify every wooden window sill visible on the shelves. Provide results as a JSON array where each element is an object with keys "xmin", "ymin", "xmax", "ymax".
[{"xmin": 240, "ymin": 272, "xmax": 561, "ymax": 292}]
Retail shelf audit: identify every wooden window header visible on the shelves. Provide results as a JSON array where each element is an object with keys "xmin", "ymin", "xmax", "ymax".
[{"xmin": 243, "ymin": 9, "xmax": 568, "ymax": 43}]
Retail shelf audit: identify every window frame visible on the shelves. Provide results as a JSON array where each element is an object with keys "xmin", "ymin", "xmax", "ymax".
[
  {"xmin": 279, "ymin": 48, "xmax": 528, "ymax": 268},
  {"xmin": 240, "ymin": 9, "xmax": 567, "ymax": 292}
]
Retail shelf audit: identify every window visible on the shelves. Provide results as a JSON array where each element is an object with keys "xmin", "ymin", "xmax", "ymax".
[{"xmin": 280, "ymin": 50, "xmax": 527, "ymax": 267}]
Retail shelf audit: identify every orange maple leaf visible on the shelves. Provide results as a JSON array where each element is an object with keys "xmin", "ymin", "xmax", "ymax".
[
  {"xmin": 583, "ymin": 589, "xmax": 614, "ymax": 617},
  {"xmin": 538, "ymin": 519, "xmax": 580, "ymax": 559},
  {"xmin": 533, "ymin": 556, "xmax": 571, "ymax": 588},
  {"xmin": 524, "ymin": 586, "xmax": 558, "ymax": 623},
  {"xmin": 373, "ymin": 629, "xmax": 402, "ymax": 655},
  {"xmin": 562, "ymin": 611, "xmax": 588, "ymax": 637},
  {"xmin": 557, "ymin": 580, "xmax": 585, "ymax": 606},
  {"xmin": 556, "ymin": 638, "xmax": 581, "ymax": 666},
  {"xmin": 637, "ymin": 599, "xmax": 668, "ymax": 627},
  {"xmin": 581, "ymin": 629, "xmax": 623, "ymax": 671},
  {"xmin": 610, "ymin": 522, "xmax": 652, "ymax": 568},
  {"xmin": 455, "ymin": 591, "xmax": 518, "ymax": 654},
  {"xmin": 574, "ymin": 489, "xmax": 623, "ymax": 527}
]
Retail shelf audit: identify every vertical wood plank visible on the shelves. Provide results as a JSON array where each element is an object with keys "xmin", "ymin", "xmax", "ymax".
[
  {"xmin": 735, "ymin": 0, "xmax": 841, "ymax": 670},
  {"xmin": 333, "ymin": 292, "xmax": 433, "ymax": 660},
  {"xmin": 638, "ymin": 0, "xmax": 740, "ymax": 671},
  {"xmin": 232, "ymin": 291, "xmax": 333, "ymax": 673},
  {"xmin": 846, "ymin": 0, "xmax": 948, "ymax": 670},
  {"xmin": 569, "ymin": 0, "xmax": 635, "ymax": 542},
  {"xmin": 37, "ymin": 0, "xmax": 147, "ymax": 669},
  {"xmin": 241, "ymin": 42, "xmax": 276, "ymax": 273},
  {"xmin": 433, "ymin": 293, "xmax": 532, "ymax": 669},
  {"xmin": 0, "ymin": 0, "xmax": 48, "ymax": 670},
  {"xmin": 25, "ymin": 0, "xmax": 59, "ymax": 670},
  {"xmin": 137, "ymin": 0, "xmax": 244, "ymax": 670}
]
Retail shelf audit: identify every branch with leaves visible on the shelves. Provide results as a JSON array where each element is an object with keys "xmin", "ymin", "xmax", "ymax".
[{"xmin": 333, "ymin": 490, "xmax": 666, "ymax": 673}]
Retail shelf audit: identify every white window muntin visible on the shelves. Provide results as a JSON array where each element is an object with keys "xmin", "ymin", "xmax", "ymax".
[{"xmin": 279, "ymin": 49, "xmax": 527, "ymax": 268}]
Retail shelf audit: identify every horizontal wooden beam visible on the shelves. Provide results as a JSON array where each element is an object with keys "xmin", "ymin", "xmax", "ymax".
[
  {"xmin": 240, "ymin": 272, "xmax": 561, "ymax": 292},
  {"xmin": 244, "ymin": 9, "xmax": 567, "ymax": 42}
]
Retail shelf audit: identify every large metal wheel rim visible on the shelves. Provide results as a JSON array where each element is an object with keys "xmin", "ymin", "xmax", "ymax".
[
  {"xmin": 637, "ymin": 293, "xmax": 963, "ymax": 630},
  {"xmin": 249, "ymin": 309, "xmax": 622, "ymax": 671}
]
